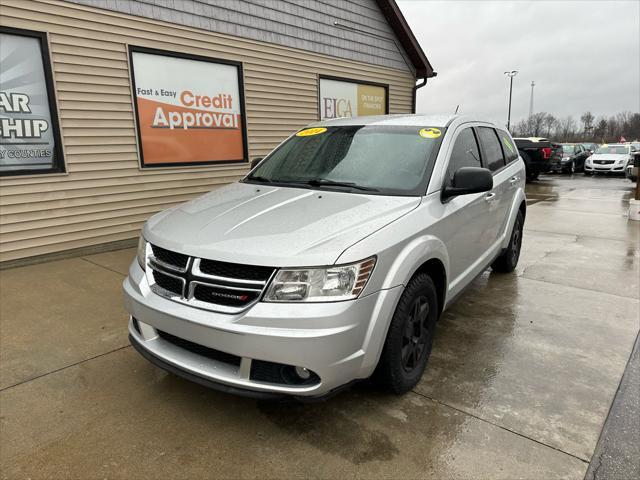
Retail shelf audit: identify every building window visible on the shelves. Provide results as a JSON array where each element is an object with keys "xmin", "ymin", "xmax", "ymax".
[
  {"xmin": 0, "ymin": 27, "xmax": 65, "ymax": 177},
  {"xmin": 129, "ymin": 46, "xmax": 248, "ymax": 168},
  {"xmin": 318, "ymin": 76, "xmax": 388, "ymax": 120}
]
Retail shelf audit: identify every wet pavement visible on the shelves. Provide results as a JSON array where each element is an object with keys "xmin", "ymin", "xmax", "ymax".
[{"xmin": 1, "ymin": 174, "xmax": 638, "ymax": 479}]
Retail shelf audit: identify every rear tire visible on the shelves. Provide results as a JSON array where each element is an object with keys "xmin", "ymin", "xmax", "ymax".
[
  {"xmin": 374, "ymin": 274, "xmax": 439, "ymax": 394},
  {"xmin": 492, "ymin": 210, "xmax": 524, "ymax": 273}
]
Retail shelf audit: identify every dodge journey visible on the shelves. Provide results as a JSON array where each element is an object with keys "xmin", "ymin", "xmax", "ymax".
[{"xmin": 124, "ymin": 114, "xmax": 526, "ymax": 399}]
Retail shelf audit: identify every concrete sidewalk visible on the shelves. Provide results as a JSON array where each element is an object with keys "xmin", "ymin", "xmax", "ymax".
[{"xmin": 1, "ymin": 175, "xmax": 638, "ymax": 479}]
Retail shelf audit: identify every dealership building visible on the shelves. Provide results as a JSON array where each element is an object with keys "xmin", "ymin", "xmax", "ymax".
[{"xmin": 0, "ymin": 0, "xmax": 434, "ymax": 264}]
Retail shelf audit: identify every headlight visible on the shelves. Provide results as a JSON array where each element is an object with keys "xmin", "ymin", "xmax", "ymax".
[
  {"xmin": 264, "ymin": 257, "xmax": 376, "ymax": 302},
  {"xmin": 137, "ymin": 234, "xmax": 147, "ymax": 270},
  {"xmin": 617, "ymin": 158, "xmax": 627, "ymax": 165}
]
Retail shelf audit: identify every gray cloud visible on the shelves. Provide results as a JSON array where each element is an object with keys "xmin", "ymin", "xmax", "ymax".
[{"xmin": 399, "ymin": 0, "xmax": 640, "ymax": 125}]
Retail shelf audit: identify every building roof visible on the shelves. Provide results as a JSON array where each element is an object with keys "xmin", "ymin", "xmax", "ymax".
[{"xmin": 376, "ymin": 0, "xmax": 435, "ymax": 78}]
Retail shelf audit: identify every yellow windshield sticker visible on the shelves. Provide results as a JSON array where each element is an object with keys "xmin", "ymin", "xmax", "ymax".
[
  {"xmin": 296, "ymin": 127, "xmax": 327, "ymax": 137},
  {"xmin": 419, "ymin": 127, "xmax": 441, "ymax": 139},
  {"xmin": 502, "ymin": 137, "xmax": 515, "ymax": 153}
]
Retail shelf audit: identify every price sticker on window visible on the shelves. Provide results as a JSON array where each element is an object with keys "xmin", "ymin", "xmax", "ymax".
[
  {"xmin": 419, "ymin": 128, "xmax": 441, "ymax": 139},
  {"xmin": 296, "ymin": 127, "xmax": 327, "ymax": 137}
]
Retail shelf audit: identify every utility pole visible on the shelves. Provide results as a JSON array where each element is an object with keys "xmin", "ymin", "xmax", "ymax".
[
  {"xmin": 529, "ymin": 81, "xmax": 535, "ymax": 118},
  {"xmin": 504, "ymin": 71, "xmax": 518, "ymax": 130}
]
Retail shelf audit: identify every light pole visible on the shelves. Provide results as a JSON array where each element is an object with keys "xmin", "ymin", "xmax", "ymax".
[{"xmin": 504, "ymin": 70, "xmax": 518, "ymax": 130}]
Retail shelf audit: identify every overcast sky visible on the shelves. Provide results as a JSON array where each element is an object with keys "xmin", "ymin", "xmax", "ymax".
[{"xmin": 398, "ymin": 0, "xmax": 640, "ymax": 125}]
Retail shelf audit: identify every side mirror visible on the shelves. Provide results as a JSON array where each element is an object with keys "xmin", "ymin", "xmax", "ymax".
[
  {"xmin": 250, "ymin": 157, "xmax": 263, "ymax": 169},
  {"xmin": 443, "ymin": 167, "xmax": 493, "ymax": 199}
]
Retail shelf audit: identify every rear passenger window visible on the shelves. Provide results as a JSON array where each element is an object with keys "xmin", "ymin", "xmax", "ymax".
[
  {"xmin": 478, "ymin": 127, "xmax": 506, "ymax": 172},
  {"xmin": 497, "ymin": 129, "xmax": 519, "ymax": 163},
  {"xmin": 446, "ymin": 128, "xmax": 481, "ymax": 184}
]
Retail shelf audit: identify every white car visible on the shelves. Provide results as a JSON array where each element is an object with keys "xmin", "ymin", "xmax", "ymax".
[{"xmin": 584, "ymin": 144, "xmax": 635, "ymax": 175}]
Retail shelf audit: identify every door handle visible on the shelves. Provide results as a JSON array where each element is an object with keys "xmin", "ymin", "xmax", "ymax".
[
  {"xmin": 484, "ymin": 192, "xmax": 497, "ymax": 202},
  {"xmin": 509, "ymin": 176, "xmax": 518, "ymax": 188}
]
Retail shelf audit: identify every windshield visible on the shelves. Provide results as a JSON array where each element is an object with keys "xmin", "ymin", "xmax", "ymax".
[
  {"xmin": 595, "ymin": 145, "xmax": 629, "ymax": 155},
  {"xmin": 245, "ymin": 125, "xmax": 445, "ymax": 195},
  {"xmin": 562, "ymin": 145, "xmax": 575, "ymax": 153}
]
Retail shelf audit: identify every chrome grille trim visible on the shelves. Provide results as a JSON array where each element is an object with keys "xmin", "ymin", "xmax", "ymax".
[
  {"xmin": 149, "ymin": 255, "xmax": 189, "ymax": 274},
  {"xmin": 148, "ymin": 268, "xmax": 186, "ymax": 300},
  {"xmin": 145, "ymin": 245, "xmax": 276, "ymax": 314}
]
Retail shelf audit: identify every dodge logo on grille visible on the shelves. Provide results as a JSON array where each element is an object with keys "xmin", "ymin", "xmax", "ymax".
[{"xmin": 206, "ymin": 291, "xmax": 249, "ymax": 301}]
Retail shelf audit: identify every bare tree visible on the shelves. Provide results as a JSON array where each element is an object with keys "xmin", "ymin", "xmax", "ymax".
[
  {"xmin": 529, "ymin": 112, "xmax": 547, "ymax": 137},
  {"xmin": 558, "ymin": 116, "xmax": 577, "ymax": 141},
  {"xmin": 593, "ymin": 118, "xmax": 608, "ymax": 142},
  {"xmin": 580, "ymin": 112, "xmax": 594, "ymax": 136},
  {"xmin": 544, "ymin": 113, "xmax": 558, "ymax": 138}
]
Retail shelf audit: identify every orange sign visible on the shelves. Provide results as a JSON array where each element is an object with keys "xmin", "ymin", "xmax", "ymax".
[{"xmin": 131, "ymin": 49, "xmax": 246, "ymax": 167}]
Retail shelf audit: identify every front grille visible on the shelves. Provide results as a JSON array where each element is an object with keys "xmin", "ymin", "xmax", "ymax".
[
  {"xmin": 158, "ymin": 330, "xmax": 241, "ymax": 367},
  {"xmin": 199, "ymin": 259, "xmax": 274, "ymax": 282},
  {"xmin": 595, "ymin": 160, "xmax": 614, "ymax": 165},
  {"xmin": 153, "ymin": 270, "xmax": 184, "ymax": 296},
  {"xmin": 145, "ymin": 246, "xmax": 274, "ymax": 313},
  {"xmin": 150, "ymin": 244, "xmax": 189, "ymax": 270},
  {"xmin": 192, "ymin": 283, "xmax": 261, "ymax": 307}
]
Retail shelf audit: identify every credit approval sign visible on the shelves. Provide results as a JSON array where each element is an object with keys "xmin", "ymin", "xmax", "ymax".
[
  {"xmin": 130, "ymin": 48, "xmax": 246, "ymax": 167},
  {"xmin": 319, "ymin": 77, "xmax": 387, "ymax": 120}
]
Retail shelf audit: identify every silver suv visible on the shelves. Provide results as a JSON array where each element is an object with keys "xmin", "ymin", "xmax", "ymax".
[{"xmin": 124, "ymin": 114, "xmax": 526, "ymax": 399}]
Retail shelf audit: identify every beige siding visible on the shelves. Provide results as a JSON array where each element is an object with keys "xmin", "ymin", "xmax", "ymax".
[{"xmin": 0, "ymin": 0, "xmax": 416, "ymax": 262}]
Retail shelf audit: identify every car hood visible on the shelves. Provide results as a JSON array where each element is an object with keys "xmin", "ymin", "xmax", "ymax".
[
  {"xmin": 590, "ymin": 153, "xmax": 629, "ymax": 161},
  {"xmin": 144, "ymin": 182, "xmax": 421, "ymax": 267}
]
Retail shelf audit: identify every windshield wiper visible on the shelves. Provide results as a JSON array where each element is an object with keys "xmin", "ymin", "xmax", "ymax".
[
  {"xmin": 305, "ymin": 178, "xmax": 379, "ymax": 192},
  {"xmin": 246, "ymin": 175, "xmax": 272, "ymax": 183}
]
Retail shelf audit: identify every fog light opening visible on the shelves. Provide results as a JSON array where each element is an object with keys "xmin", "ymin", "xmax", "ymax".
[{"xmin": 295, "ymin": 366, "xmax": 311, "ymax": 380}]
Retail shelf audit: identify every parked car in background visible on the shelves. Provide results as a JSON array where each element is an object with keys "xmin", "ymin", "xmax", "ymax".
[
  {"xmin": 513, "ymin": 137, "xmax": 562, "ymax": 181},
  {"xmin": 124, "ymin": 114, "xmax": 527, "ymax": 399},
  {"xmin": 581, "ymin": 143, "xmax": 599, "ymax": 154},
  {"xmin": 584, "ymin": 144, "xmax": 635, "ymax": 175},
  {"xmin": 552, "ymin": 143, "xmax": 591, "ymax": 173}
]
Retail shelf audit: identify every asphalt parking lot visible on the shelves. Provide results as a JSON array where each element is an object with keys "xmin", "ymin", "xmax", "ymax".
[{"xmin": 1, "ymin": 174, "xmax": 638, "ymax": 479}]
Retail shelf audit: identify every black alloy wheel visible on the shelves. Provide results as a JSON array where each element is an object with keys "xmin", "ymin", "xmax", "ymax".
[
  {"xmin": 401, "ymin": 296, "xmax": 431, "ymax": 372},
  {"xmin": 492, "ymin": 210, "xmax": 524, "ymax": 273},
  {"xmin": 374, "ymin": 273, "xmax": 439, "ymax": 394}
]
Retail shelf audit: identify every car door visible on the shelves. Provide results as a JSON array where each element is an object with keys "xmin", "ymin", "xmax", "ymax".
[
  {"xmin": 476, "ymin": 127, "xmax": 511, "ymax": 250},
  {"xmin": 435, "ymin": 126, "xmax": 496, "ymax": 292}
]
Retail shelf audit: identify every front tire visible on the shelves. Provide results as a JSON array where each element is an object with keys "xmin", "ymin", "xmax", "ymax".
[
  {"xmin": 374, "ymin": 274, "xmax": 439, "ymax": 394},
  {"xmin": 492, "ymin": 210, "xmax": 524, "ymax": 273}
]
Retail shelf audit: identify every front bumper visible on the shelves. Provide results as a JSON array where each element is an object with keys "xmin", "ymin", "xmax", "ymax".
[
  {"xmin": 123, "ymin": 261, "xmax": 402, "ymax": 397},
  {"xmin": 585, "ymin": 163, "xmax": 626, "ymax": 173}
]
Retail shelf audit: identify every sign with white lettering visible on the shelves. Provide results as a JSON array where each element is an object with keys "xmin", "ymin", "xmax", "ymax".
[
  {"xmin": 319, "ymin": 77, "xmax": 387, "ymax": 120},
  {"xmin": 0, "ymin": 29, "xmax": 64, "ymax": 176},
  {"xmin": 130, "ymin": 48, "xmax": 247, "ymax": 167}
]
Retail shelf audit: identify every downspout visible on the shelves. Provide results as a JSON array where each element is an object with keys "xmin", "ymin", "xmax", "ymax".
[{"xmin": 412, "ymin": 72, "xmax": 436, "ymax": 114}]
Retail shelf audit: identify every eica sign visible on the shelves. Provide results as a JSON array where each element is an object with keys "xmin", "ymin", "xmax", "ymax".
[
  {"xmin": 319, "ymin": 77, "xmax": 387, "ymax": 120},
  {"xmin": 129, "ymin": 47, "xmax": 247, "ymax": 167}
]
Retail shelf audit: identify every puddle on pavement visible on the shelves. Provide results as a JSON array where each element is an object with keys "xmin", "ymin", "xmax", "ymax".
[{"xmin": 256, "ymin": 395, "xmax": 399, "ymax": 464}]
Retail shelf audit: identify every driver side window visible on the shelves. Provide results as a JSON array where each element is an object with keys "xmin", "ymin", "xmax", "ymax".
[{"xmin": 446, "ymin": 128, "xmax": 482, "ymax": 185}]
